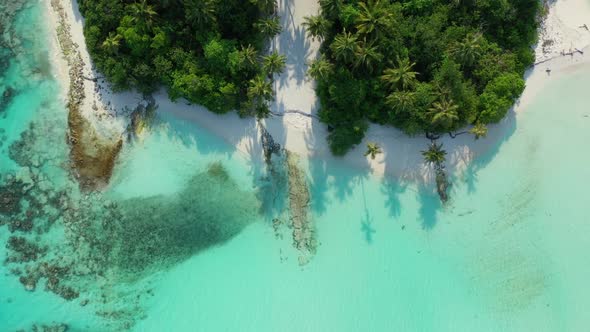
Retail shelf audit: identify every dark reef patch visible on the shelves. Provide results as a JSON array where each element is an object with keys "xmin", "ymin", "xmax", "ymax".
[
  {"xmin": 6, "ymin": 236, "xmax": 47, "ymax": 263},
  {"xmin": 17, "ymin": 322, "xmax": 69, "ymax": 332},
  {"xmin": 0, "ymin": 176, "xmax": 26, "ymax": 216},
  {"xmin": 67, "ymin": 108, "xmax": 123, "ymax": 190},
  {"xmin": 2, "ymin": 119, "xmax": 261, "ymax": 329},
  {"xmin": 115, "ymin": 170, "xmax": 258, "ymax": 273},
  {"xmin": 0, "ymin": 86, "xmax": 15, "ymax": 112},
  {"xmin": 64, "ymin": 162, "xmax": 260, "ymax": 277}
]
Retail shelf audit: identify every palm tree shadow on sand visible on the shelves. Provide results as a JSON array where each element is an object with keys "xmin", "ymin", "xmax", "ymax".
[
  {"xmin": 276, "ymin": 0, "xmax": 313, "ymax": 90},
  {"xmin": 460, "ymin": 108, "xmax": 517, "ymax": 195},
  {"xmin": 360, "ymin": 177, "xmax": 376, "ymax": 244},
  {"xmin": 377, "ymin": 107, "xmax": 517, "ymax": 229}
]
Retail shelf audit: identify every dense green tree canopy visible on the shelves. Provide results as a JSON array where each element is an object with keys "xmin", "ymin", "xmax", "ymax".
[
  {"xmin": 309, "ymin": 0, "xmax": 538, "ymax": 155},
  {"xmin": 79, "ymin": 0, "xmax": 282, "ymax": 116}
]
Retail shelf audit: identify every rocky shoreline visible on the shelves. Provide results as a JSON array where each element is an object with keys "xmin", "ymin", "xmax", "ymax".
[{"xmin": 50, "ymin": 0, "xmax": 123, "ymax": 191}]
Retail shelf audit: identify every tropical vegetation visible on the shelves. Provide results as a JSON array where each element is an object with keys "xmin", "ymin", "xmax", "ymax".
[
  {"xmin": 364, "ymin": 142, "xmax": 382, "ymax": 159},
  {"xmin": 78, "ymin": 0, "xmax": 283, "ymax": 117},
  {"xmin": 306, "ymin": 0, "xmax": 538, "ymax": 155}
]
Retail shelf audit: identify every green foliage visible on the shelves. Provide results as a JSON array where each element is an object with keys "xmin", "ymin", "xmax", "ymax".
[
  {"xmin": 449, "ymin": 32, "xmax": 483, "ymax": 68},
  {"xmin": 474, "ymin": 43, "xmax": 520, "ymax": 87},
  {"xmin": 355, "ymin": 0, "xmax": 394, "ymax": 39},
  {"xmin": 203, "ymin": 38, "xmax": 235, "ymax": 74},
  {"xmin": 364, "ymin": 142, "xmax": 382, "ymax": 159},
  {"xmin": 184, "ymin": 0, "xmax": 217, "ymax": 31},
  {"xmin": 78, "ymin": 0, "xmax": 279, "ymax": 114},
  {"xmin": 478, "ymin": 72, "xmax": 525, "ymax": 123},
  {"xmin": 421, "ymin": 141, "xmax": 446, "ymax": 165},
  {"xmin": 322, "ymin": 68, "xmax": 366, "ymax": 122},
  {"xmin": 432, "ymin": 58, "xmax": 478, "ymax": 128},
  {"xmin": 353, "ymin": 40, "xmax": 383, "ymax": 72},
  {"xmin": 330, "ymin": 30, "xmax": 358, "ymax": 64},
  {"xmin": 339, "ymin": 5, "xmax": 359, "ymax": 29},
  {"xmin": 427, "ymin": 98, "xmax": 459, "ymax": 131},
  {"xmin": 262, "ymin": 51, "xmax": 287, "ymax": 77},
  {"xmin": 246, "ymin": 74, "xmax": 274, "ymax": 117},
  {"xmin": 381, "ymin": 57, "xmax": 418, "ymax": 91},
  {"xmin": 302, "ymin": 15, "xmax": 331, "ymax": 41},
  {"xmin": 469, "ymin": 122, "xmax": 488, "ymax": 140},
  {"xmin": 328, "ymin": 121, "xmax": 368, "ymax": 156},
  {"xmin": 255, "ymin": 17, "xmax": 282, "ymax": 38},
  {"xmin": 307, "ymin": 0, "xmax": 539, "ymax": 154},
  {"xmin": 308, "ymin": 56, "xmax": 334, "ymax": 80}
]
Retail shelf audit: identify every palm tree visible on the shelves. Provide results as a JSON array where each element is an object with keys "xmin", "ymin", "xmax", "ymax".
[
  {"xmin": 101, "ymin": 33, "xmax": 122, "ymax": 55},
  {"xmin": 364, "ymin": 142, "xmax": 382, "ymax": 160},
  {"xmin": 262, "ymin": 51, "xmax": 286, "ymax": 78},
  {"xmin": 421, "ymin": 141, "xmax": 449, "ymax": 202},
  {"xmin": 354, "ymin": 39, "xmax": 383, "ymax": 72},
  {"xmin": 128, "ymin": 0, "xmax": 158, "ymax": 30},
  {"xmin": 240, "ymin": 44, "xmax": 258, "ymax": 66},
  {"xmin": 450, "ymin": 32, "xmax": 483, "ymax": 67},
  {"xmin": 356, "ymin": 0, "xmax": 392, "ymax": 39},
  {"xmin": 303, "ymin": 15, "xmax": 331, "ymax": 41},
  {"xmin": 421, "ymin": 142, "xmax": 446, "ymax": 166},
  {"xmin": 246, "ymin": 75, "xmax": 273, "ymax": 117},
  {"xmin": 184, "ymin": 0, "xmax": 216, "ymax": 30},
  {"xmin": 255, "ymin": 17, "xmax": 282, "ymax": 38},
  {"xmin": 385, "ymin": 91, "xmax": 416, "ymax": 114},
  {"xmin": 469, "ymin": 122, "xmax": 488, "ymax": 139},
  {"xmin": 319, "ymin": 0, "xmax": 342, "ymax": 19},
  {"xmin": 251, "ymin": 0, "xmax": 277, "ymax": 15},
  {"xmin": 307, "ymin": 56, "xmax": 334, "ymax": 80},
  {"xmin": 330, "ymin": 30, "xmax": 358, "ymax": 64},
  {"xmin": 247, "ymin": 75, "xmax": 273, "ymax": 103},
  {"xmin": 380, "ymin": 57, "xmax": 418, "ymax": 91},
  {"xmin": 427, "ymin": 98, "xmax": 459, "ymax": 129},
  {"xmin": 159, "ymin": 0, "xmax": 179, "ymax": 9}
]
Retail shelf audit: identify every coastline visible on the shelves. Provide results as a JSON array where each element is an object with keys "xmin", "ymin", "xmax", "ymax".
[
  {"xmin": 5, "ymin": 1, "xmax": 590, "ymax": 328},
  {"xmin": 535, "ymin": 0, "xmax": 590, "ymax": 63},
  {"xmin": 44, "ymin": 0, "xmax": 68, "ymax": 101},
  {"xmin": 45, "ymin": 0, "xmax": 590, "ymax": 185}
]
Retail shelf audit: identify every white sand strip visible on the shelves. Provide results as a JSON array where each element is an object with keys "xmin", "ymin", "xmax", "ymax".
[{"xmin": 536, "ymin": 0, "xmax": 590, "ymax": 62}]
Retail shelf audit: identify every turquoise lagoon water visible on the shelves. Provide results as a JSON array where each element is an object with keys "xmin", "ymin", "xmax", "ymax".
[{"xmin": 2, "ymin": 1, "xmax": 590, "ymax": 331}]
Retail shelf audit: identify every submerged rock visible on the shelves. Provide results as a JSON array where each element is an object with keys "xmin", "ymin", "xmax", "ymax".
[
  {"xmin": 207, "ymin": 161, "xmax": 230, "ymax": 181},
  {"xmin": 6, "ymin": 236, "xmax": 47, "ymax": 263},
  {"xmin": 0, "ymin": 178, "xmax": 26, "ymax": 215},
  {"xmin": 260, "ymin": 121, "xmax": 282, "ymax": 166},
  {"xmin": 19, "ymin": 274, "xmax": 38, "ymax": 292},
  {"xmin": 285, "ymin": 151, "xmax": 316, "ymax": 264},
  {"xmin": 30, "ymin": 323, "xmax": 69, "ymax": 332},
  {"xmin": 435, "ymin": 169, "xmax": 449, "ymax": 203},
  {"xmin": 0, "ymin": 86, "xmax": 15, "ymax": 111},
  {"xmin": 8, "ymin": 218, "xmax": 33, "ymax": 232},
  {"xmin": 127, "ymin": 96, "xmax": 157, "ymax": 141},
  {"xmin": 67, "ymin": 108, "xmax": 123, "ymax": 190}
]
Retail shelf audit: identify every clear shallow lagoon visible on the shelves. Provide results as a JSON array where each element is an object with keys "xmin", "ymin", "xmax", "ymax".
[{"xmin": 2, "ymin": 1, "xmax": 590, "ymax": 331}]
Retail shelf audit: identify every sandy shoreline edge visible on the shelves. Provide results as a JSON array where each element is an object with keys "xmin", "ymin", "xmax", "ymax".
[{"xmin": 44, "ymin": 0, "xmax": 590, "ymax": 185}]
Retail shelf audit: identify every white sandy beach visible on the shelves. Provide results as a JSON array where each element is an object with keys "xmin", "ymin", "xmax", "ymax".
[
  {"xmin": 45, "ymin": 0, "xmax": 590, "ymax": 185},
  {"xmin": 536, "ymin": 0, "xmax": 590, "ymax": 62}
]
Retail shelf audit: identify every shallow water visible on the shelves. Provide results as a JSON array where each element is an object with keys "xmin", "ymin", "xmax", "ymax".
[{"xmin": 2, "ymin": 1, "xmax": 590, "ymax": 331}]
